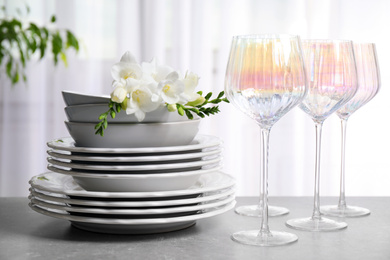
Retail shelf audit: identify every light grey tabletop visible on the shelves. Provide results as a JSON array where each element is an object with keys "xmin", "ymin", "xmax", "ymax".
[{"xmin": 1, "ymin": 197, "xmax": 389, "ymax": 260}]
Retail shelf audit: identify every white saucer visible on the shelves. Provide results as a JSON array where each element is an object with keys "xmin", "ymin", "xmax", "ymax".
[
  {"xmin": 30, "ymin": 187, "xmax": 236, "ymax": 208},
  {"xmin": 47, "ymin": 135, "xmax": 222, "ymax": 154},
  {"xmin": 47, "ymin": 148, "xmax": 222, "ymax": 163},
  {"xmin": 29, "ymin": 171, "xmax": 235, "ymax": 198},
  {"xmin": 29, "ymin": 201, "xmax": 236, "ymax": 234},
  {"xmin": 47, "ymin": 156, "xmax": 221, "ymax": 171},
  {"xmin": 29, "ymin": 195, "xmax": 235, "ymax": 215}
]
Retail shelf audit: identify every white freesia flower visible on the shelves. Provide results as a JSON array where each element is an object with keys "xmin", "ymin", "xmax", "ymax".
[
  {"xmin": 126, "ymin": 83, "xmax": 160, "ymax": 121},
  {"xmin": 111, "ymin": 79, "xmax": 127, "ymax": 103},
  {"xmin": 182, "ymin": 71, "xmax": 201, "ymax": 102},
  {"xmin": 142, "ymin": 58, "xmax": 174, "ymax": 83},
  {"xmin": 111, "ymin": 52, "xmax": 142, "ymax": 88},
  {"xmin": 154, "ymin": 71, "xmax": 186, "ymax": 104}
]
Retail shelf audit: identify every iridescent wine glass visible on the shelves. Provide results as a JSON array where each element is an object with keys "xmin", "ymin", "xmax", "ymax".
[
  {"xmin": 286, "ymin": 40, "xmax": 358, "ymax": 231},
  {"xmin": 321, "ymin": 43, "xmax": 380, "ymax": 217},
  {"xmin": 225, "ymin": 34, "xmax": 307, "ymax": 246}
]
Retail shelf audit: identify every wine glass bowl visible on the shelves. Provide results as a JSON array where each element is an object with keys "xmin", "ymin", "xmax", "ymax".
[
  {"xmin": 225, "ymin": 34, "xmax": 307, "ymax": 246},
  {"xmin": 225, "ymin": 35, "xmax": 307, "ymax": 128},
  {"xmin": 298, "ymin": 41, "xmax": 358, "ymax": 122},
  {"xmin": 286, "ymin": 39, "xmax": 358, "ymax": 232},
  {"xmin": 321, "ymin": 42, "xmax": 381, "ymax": 218}
]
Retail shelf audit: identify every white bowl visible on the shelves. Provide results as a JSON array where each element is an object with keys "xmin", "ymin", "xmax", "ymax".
[
  {"xmin": 62, "ymin": 91, "xmax": 110, "ymax": 106},
  {"xmin": 65, "ymin": 120, "xmax": 200, "ymax": 148},
  {"xmin": 65, "ymin": 104, "xmax": 191, "ymax": 123}
]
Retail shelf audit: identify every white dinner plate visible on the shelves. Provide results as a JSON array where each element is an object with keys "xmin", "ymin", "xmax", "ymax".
[
  {"xmin": 46, "ymin": 148, "xmax": 222, "ymax": 163},
  {"xmin": 29, "ymin": 195, "xmax": 235, "ymax": 215},
  {"xmin": 29, "ymin": 201, "xmax": 236, "ymax": 234},
  {"xmin": 47, "ymin": 164, "xmax": 222, "ymax": 192},
  {"xmin": 46, "ymin": 156, "xmax": 221, "ymax": 171},
  {"xmin": 29, "ymin": 171, "xmax": 235, "ymax": 198},
  {"xmin": 47, "ymin": 135, "xmax": 222, "ymax": 154},
  {"xmin": 29, "ymin": 187, "xmax": 236, "ymax": 208}
]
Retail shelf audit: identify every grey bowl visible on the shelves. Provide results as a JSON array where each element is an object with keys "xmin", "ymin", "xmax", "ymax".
[
  {"xmin": 62, "ymin": 91, "xmax": 110, "ymax": 106},
  {"xmin": 65, "ymin": 104, "xmax": 191, "ymax": 123},
  {"xmin": 65, "ymin": 120, "xmax": 201, "ymax": 148}
]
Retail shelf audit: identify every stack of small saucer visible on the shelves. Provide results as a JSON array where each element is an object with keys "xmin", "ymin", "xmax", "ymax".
[{"xmin": 28, "ymin": 91, "xmax": 236, "ymax": 234}]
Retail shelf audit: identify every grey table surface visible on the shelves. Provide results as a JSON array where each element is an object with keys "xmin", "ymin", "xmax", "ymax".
[{"xmin": 1, "ymin": 197, "xmax": 389, "ymax": 260}]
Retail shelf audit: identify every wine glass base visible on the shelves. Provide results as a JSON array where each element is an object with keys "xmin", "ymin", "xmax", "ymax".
[
  {"xmin": 321, "ymin": 205, "xmax": 370, "ymax": 217},
  {"xmin": 235, "ymin": 205, "xmax": 289, "ymax": 217},
  {"xmin": 286, "ymin": 217, "xmax": 347, "ymax": 232},
  {"xmin": 231, "ymin": 230, "xmax": 298, "ymax": 247}
]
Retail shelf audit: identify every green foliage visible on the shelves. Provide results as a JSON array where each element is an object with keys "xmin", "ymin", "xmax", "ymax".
[
  {"xmin": 95, "ymin": 100, "xmax": 122, "ymax": 137},
  {"xmin": 0, "ymin": 5, "xmax": 79, "ymax": 85},
  {"xmin": 94, "ymin": 91, "xmax": 230, "ymax": 137},
  {"xmin": 177, "ymin": 90, "xmax": 230, "ymax": 119}
]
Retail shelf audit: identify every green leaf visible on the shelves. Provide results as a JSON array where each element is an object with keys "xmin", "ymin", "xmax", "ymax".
[
  {"xmin": 51, "ymin": 31, "xmax": 63, "ymax": 65},
  {"xmin": 110, "ymin": 110, "xmax": 116, "ymax": 118},
  {"xmin": 37, "ymin": 176, "xmax": 49, "ymax": 181},
  {"xmin": 115, "ymin": 103, "xmax": 121, "ymax": 113},
  {"xmin": 51, "ymin": 15, "xmax": 56, "ymax": 23},
  {"xmin": 60, "ymin": 52, "xmax": 68, "ymax": 67},
  {"xmin": 185, "ymin": 110, "xmax": 194, "ymax": 120},
  {"xmin": 66, "ymin": 30, "xmax": 79, "ymax": 51},
  {"xmin": 204, "ymin": 92, "xmax": 212, "ymax": 100},
  {"xmin": 177, "ymin": 105, "xmax": 185, "ymax": 116},
  {"xmin": 198, "ymin": 113, "xmax": 205, "ymax": 118},
  {"xmin": 217, "ymin": 91, "xmax": 225, "ymax": 99},
  {"xmin": 28, "ymin": 23, "xmax": 41, "ymax": 37},
  {"xmin": 103, "ymin": 120, "xmax": 108, "ymax": 129},
  {"xmin": 12, "ymin": 71, "xmax": 19, "ymax": 84},
  {"xmin": 6, "ymin": 59, "xmax": 12, "ymax": 78},
  {"xmin": 95, "ymin": 121, "xmax": 103, "ymax": 129}
]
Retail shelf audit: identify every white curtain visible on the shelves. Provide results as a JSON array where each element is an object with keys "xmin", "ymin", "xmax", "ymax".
[{"xmin": 1, "ymin": 0, "xmax": 389, "ymax": 197}]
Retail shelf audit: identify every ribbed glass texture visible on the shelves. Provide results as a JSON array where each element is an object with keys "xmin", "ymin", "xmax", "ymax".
[
  {"xmin": 336, "ymin": 43, "xmax": 381, "ymax": 119},
  {"xmin": 225, "ymin": 34, "xmax": 307, "ymax": 129},
  {"xmin": 299, "ymin": 40, "xmax": 358, "ymax": 123}
]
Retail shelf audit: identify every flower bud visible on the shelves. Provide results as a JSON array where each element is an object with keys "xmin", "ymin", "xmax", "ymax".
[
  {"xmin": 167, "ymin": 103, "xmax": 177, "ymax": 112},
  {"xmin": 120, "ymin": 97, "xmax": 128, "ymax": 110},
  {"xmin": 111, "ymin": 87, "xmax": 127, "ymax": 103},
  {"xmin": 186, "ymin": 96, "xmax": 205, "ymax": 107}
]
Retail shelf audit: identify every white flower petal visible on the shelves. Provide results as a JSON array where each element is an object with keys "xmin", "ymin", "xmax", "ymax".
[
  {"xmin": 120, "ymin": 51, "xmax": 137, "ymax": 63},
  {"xmin": 135, "ymin": 110, "xmax": 145, "ymax": 122},
  {"xmin": 111, "ymin": 62, "xmax": 142, "ymax": 82},
  {"xmin": 166, "ymin": 71, "xmax": 179, "ymax": 81}
]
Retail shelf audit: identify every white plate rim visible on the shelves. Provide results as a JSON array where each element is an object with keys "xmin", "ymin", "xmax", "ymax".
[
  {"xmin": 29, "ymin": 195, "xmax": 236, "ymax": 215},
  {"xmin": 46, "ymin": 156, "xmax": 222, "ymax": 171},
  {"xmin": 47, "ymin": 164, "xmax": 222, "ymax": 179},
  {"xmin": 29, "ymin": 187, "xmax": 236, "ymax": 207},
  {"xmin": 29, "ymin": 171, "xmax": 236, "ymax": 198},
  {"xmin": 46, "ymin": 148, "xmax": 222, "ymax": 162},
  {"xmin": 29, "ymin": 200, "xmax": 236, "ymax": 225},
  {"xmin": 47, "ymin": 135, "xmax": 222, "ymax": 154}
]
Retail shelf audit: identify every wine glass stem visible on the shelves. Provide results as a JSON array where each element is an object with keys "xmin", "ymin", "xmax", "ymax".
[
  {"xmin": 312, "ymin": 121, "xmax": 324, "ymax": 221},
  {"xmin": 259, "ymin": 127, "xmax": 271, "ymax": 237},
  {"xmin": 338, "ymin": 118, "xmax": 348, "ymax": 209}
]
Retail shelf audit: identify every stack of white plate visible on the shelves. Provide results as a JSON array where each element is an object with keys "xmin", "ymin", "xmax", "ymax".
[
  {"xmin": 28, "ymin": 171, "xmax": 235, "ymax": 234},
  {"xmin": 29, "ymin": 134, "xmax": 236, "ymax": 234}
]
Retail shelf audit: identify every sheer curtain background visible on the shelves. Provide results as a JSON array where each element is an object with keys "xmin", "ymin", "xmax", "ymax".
[{"xmin": 0, "ymin": 0, "xmax": 389, "ymax": 197}]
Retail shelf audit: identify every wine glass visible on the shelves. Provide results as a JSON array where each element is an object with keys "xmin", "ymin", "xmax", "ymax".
[
  {"xmin": 321, "ymin": 43, "xmax": 381, "ymax": 217},
  {"xmin": 286, "ymin": 40, "xmax": 358, "ymax": 231},
  {"xmin": 225, "ymin": 34, "xmax": 307, "ymax": 246}
]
